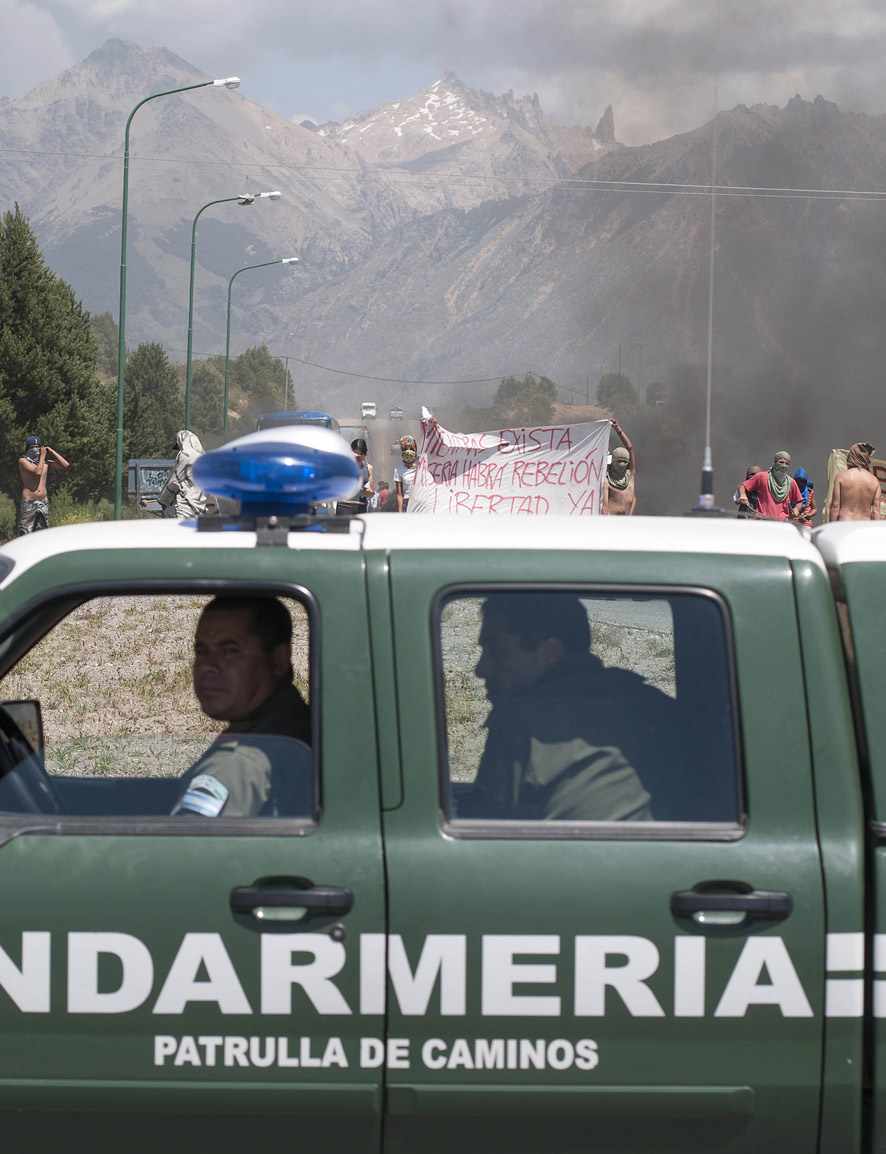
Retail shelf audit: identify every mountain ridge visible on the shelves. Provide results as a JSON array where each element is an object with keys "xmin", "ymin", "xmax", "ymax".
[{"xmin": 3, "ymin": 40, "xmax": 886, "ymax": 516}]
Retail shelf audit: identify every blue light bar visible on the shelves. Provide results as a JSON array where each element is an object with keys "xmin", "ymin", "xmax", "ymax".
[{"xmin": 194, "ymin": 426, "xmax": 361, "ymax": 516}]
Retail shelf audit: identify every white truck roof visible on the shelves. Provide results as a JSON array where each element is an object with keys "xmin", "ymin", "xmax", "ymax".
[{"xmin": 0, "ymin": 515, "xmax": 827, "ymax": 591}]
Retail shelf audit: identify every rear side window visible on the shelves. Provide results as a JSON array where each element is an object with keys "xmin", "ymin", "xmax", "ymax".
[{"xmin": 438, "ymin": 588, "xmax": 741, "ymax": 830}]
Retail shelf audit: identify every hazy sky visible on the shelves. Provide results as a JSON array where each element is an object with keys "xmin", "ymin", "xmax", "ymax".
[{"xmin": 3, "ymin": 1, "xmax": 886, "ymax": 142}]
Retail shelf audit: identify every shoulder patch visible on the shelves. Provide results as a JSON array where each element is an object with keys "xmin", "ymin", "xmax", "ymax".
[{"xmin": 179, "ymin": 773, "xmax": 230, "ymax": 817}]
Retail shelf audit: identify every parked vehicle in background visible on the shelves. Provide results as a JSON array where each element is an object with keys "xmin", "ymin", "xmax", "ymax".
[
  {"xmin": 256, "ymin": 411, "xmax": 341, "ymax": 434},
  {"xmin": 389, "ymin": 407, "xmax": 404, "ymax": 420},
  {"xmin": 361, "ymin": 401, "xmax": 377, "ymax": 419}
]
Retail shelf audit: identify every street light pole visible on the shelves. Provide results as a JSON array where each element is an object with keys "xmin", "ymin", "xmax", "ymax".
[
  {"xmin": 114, "ymin": 75, "xmax": 240, "ymax": 520},
  {"xmin": 224, "ymin": 258, "xmax": 299, "ymax": 440},
  {"xmin": 185, "ymin": 190, "xmax": 280, "ymax": 430}
]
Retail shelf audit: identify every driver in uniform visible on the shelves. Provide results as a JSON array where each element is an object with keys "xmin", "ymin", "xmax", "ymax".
[{"xmin": 172, "ymin": 596, "xmax": 311, "ymax": 817}]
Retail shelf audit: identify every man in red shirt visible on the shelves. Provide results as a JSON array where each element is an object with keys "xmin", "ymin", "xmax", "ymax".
[{"xmin": 737, "ymin": 451, "xmax": 803, "ymax": 521}]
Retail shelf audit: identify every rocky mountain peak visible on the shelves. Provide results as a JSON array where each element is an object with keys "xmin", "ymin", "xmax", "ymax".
[
  {"xmin": 319, "ymin": 72, "xmax": 494, "ymax": 150},
  {"xmin": 11, "ymin": 39, "xmax": 207, "ymax": 112}
]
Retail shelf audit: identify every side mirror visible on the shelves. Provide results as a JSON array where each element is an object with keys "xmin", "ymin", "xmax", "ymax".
[{"xmin": 0, "ymin": 700, "xmax": 44, "ymax": 753}]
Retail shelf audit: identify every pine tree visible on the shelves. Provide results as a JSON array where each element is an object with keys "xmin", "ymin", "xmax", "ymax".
[
  {"xmin": 0, "ymin": 205, "xmax": 114, "ymax": 501},
  {"xmin": 123, "ymin": 342, "xmax": 181, "ymax": 461}
]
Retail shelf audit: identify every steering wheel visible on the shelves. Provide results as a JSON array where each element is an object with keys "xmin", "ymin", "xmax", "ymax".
[{"xmin": 0, "ymin": 706, "xmax": 66, "ymax": 815}]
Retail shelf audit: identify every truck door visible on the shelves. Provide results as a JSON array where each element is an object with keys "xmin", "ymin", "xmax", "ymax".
[
  {"xmin": 381, "ymin": 548, "xmax": 826, "ymax": 1154},
  {"xmin": 0, "ymin": 545, "xmax": 385, "ymax": 1153},
  {"xmin": 824, "ymin": 541, "xmax": 886, "ymax": 1144}
]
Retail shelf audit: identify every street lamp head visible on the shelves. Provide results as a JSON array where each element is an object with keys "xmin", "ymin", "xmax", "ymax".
[
  {"xmin": 282, "ymin": 257, "xmax": 300, "ymax": 265},
  {"xmin": 261, "ymin": 191, "xmax": 282, "ymax": 201},
  {"xmin": 214, "ymin": 77, "xmax": 241, "ymax": 89}
]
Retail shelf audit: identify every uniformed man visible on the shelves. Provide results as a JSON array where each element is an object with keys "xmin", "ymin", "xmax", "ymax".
[
  {"xmin": 172, "ymin": 596, "xmax": 311, "ymax": 817},
  {"xmin": 461, "ymin": 593, "xmax": 652, "ymax": 822}
]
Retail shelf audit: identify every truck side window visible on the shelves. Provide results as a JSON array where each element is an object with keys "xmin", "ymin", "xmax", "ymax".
[
  {"xmin": 439, "ymin": 590, "xmax": 740, "ymax": 827},
  {"xmin": 0, "ymin": 593, "xmax": 315, "ymax": 822}
]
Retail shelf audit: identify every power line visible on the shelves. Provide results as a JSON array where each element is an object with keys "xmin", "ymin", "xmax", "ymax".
[
  {"xmin": 4, "ymin": 145, "xmax": 886, "ymax": 202},
  {"xmin": 132, "ymin": 342, "xmax": 546, "ymax": 387}
]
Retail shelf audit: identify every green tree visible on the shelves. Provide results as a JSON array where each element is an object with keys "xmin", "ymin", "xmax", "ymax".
[
  {"xmin": 232, "ymin": 345, "xmax": 289, "ymax": 412},
  {"xmin": 90, "ymin": 311, "xmax": 119, "ymax": 378},
  {"xmin": 596, "ymin": 372, "xmax": 640, "ymax": 414},
  {"xmin": 123, "ymin": 342, "xmax": 181, "ymax": 461},
  {"xmin": 0, "ymin": 205, "xmax": 114, "ymax": 500},
  {"xmin": 190, "ymin": 360, "xmax": 225, "ymax": 444},
  {"xmin": 461, "ymin": 373, "xmax": 557, "ymax": 430}
]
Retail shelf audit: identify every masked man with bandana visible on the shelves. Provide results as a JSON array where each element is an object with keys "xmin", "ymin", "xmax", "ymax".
[
  {"xmin": 829, "ymin": 442, "xmax": 883, "ymax": 522},
  {"xmin": 738, "ymin": 452, "xmax": 803, "ymax": 521},
  {"xmin": 395, "ymin": 435, "xmax": 418, "ymax": 512},
  {"xmin": 16, "ymin": 435, "xmax": 69, "ymax": 535},
  {"xmin": 602, "ymin": 418, "xmax": 636, "ymax": 515}
]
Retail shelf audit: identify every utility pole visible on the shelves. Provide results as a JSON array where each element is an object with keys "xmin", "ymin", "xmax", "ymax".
[{"xmin": 636, "ymin": 342, "xmax": 643, "ymax": 401}]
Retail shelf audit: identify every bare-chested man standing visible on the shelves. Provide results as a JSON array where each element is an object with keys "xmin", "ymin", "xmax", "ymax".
[
  {"xmin": 829, "ymin": 442, "xmax": 882, "ymax": 522},
  {"xmin": 17, "ymin": 435, "xmax": 69, "ymax": 535},
  {"xmin": 602, "ymin": 418, "xmax": 636, "ymax": 516}
]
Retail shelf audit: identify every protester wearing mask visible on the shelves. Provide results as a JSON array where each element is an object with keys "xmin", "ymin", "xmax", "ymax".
[
  {"xmin": 737, "ymin": 452, "xmax": 803, "ymax": 521},
  {"xmin": 602, "ymin": 418, "xmax": 636, "ymax": 515},
  {"xmin": 792, "ymin": 467, "xmax": 818, "ymax": 525},
  {"xmin": 154, "ymin": 431, "xmax": 213, "ymax": 518},
  {"xmin": 395, "ymin": 435, "xmax": 418, "ymax": 513},
  {"xmin": 16, "ymin": 435, "xmax": 69, "ymax": 535}
]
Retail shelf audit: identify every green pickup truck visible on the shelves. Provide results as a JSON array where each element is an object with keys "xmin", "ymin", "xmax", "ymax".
[{"xmin": 0, "ymin": 428, "xmax": 882, "ymax": 1153}]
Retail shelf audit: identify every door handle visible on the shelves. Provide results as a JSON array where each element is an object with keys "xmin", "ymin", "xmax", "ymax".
[
  {"xmin": 230, "ymin": 884, "xmax": 354, "ymax": 920},
  {"xmin": 671, "ymin": 889, "xmax": 793, "ymax": 921}
]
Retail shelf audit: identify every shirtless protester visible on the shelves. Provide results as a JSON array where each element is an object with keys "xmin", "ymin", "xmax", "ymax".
[
  {"xmin": 602, "ymin": 418, "xmax": 636, "ymax": 516},
  {"xmin": 829, "ymin": 442, "xmax": 883, "ymax": 522},
  {"xmin": 16, "ymin": 435, "xmax": 70, "ymax": 535}
]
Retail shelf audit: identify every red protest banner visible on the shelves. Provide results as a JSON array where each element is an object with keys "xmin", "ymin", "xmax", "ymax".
[{"xmin": 409, "ymin": 419, "xmax": 611, "ymax": 515}]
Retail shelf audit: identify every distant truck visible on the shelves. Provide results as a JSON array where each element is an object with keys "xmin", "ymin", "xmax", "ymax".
[{"xmin": 361, "ymin": 401, "xmax": 377, "ymax": 419}]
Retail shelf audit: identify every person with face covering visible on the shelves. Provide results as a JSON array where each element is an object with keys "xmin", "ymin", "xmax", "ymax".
[
  {"xmin": 602, "ymin": 418, "xmax": 636, "ymax": 515},
  {"xmin": 792, "ymin": 467, "xmax": 818, "ymax": 526},
  {"xmin": 16, "ymin": 435, "xmax": 69, "ymax": 535},
  {"xmin": 395, "ymin": 435, "xmax": 418, "ymax": 512},
  {"xmin": 737, "ymin": 452, "xmax": 803, "ymax": 521},
  {"xmin": 155, "ymin": 431, "xmax": 212, "ymax": 518},
  {"xmin": 829, "ymin": 442, "xmax": 883, "ymax": 522}
]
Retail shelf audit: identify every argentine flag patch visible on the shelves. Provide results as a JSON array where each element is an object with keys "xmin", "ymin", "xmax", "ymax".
[{"xmin": 179, "ymin": 774, "xmax": 230, "ymax": 817}]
